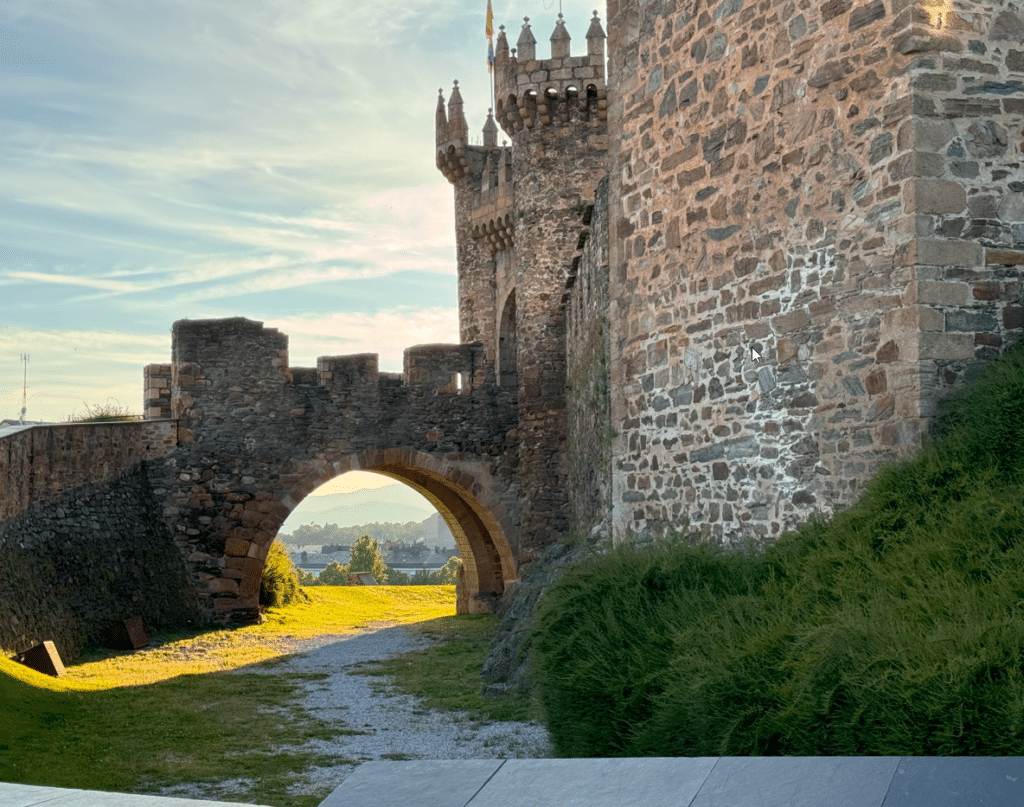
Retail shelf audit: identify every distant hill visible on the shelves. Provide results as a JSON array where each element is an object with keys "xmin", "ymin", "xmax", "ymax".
[
  {"xmin": 279, "ymin": 484, "xmax": 459, "ymax": 552},
  {"xmin": 286, "ymin": 484, "xmax": 434, "ymax": 527}
]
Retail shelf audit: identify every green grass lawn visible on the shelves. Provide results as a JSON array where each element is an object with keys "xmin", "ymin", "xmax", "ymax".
[{"xmin": 0, "ymin": 585, "xmax": 513, "ymax": 807}]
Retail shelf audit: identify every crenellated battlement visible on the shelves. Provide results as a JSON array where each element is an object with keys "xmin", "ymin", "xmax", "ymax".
[
  {"xmin": 436, "ymin": 88, "xmax": 516, "ymax": 253},
  {"xmin": 493, "ymin": 12, "xmax": 607, "ymax": 136}
]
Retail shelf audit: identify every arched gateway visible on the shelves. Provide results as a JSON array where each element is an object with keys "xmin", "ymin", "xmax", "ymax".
[{"xmin": 150, "ymin": 317, "xmax": 526, "ymax": 623}]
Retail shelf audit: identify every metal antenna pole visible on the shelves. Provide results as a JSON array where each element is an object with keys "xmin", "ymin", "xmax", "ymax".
[{"xmin": 19, "ymin": 353, "xmax": 29, "ymax": 424}]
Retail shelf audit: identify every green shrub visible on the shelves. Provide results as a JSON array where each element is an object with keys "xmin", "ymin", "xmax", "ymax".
[
  {"xmin": 934, "ymin": 336, "xmax": 1024, "ymax": 480},
  {"xmin": 529, "ymin": 339, "xmax": 1024, "ymax": 756},
  {"xmin": 259, "ymin": 541, "xmax": 307, "ymax": 608},
  {"xmin": 528, "ymin": 536, "xmax": 772, "ymax": 756}
]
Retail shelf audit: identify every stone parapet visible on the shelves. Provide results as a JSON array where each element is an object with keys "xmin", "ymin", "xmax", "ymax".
[
  {"xmin": 493, "ymin": 13, "xmax": 607, "ymax": 136},
  {"xmin": 0, "ymin": 420, "xmax": 177, "ymax": 524}
]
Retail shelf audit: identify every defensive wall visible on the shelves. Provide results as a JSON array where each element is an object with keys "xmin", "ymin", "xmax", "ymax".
[
  {"xmin": 154, "ymin": 317, "xmax": 520, "ymax": 624},
  {"xmin": 0, "ymin": 421, "xmax": 198, "ymax": 660},
  {"xmin": 602, "ymin": 0, "xmax": 1024, "ymax": 539},
  {"xmin": 2, "ymin": 0, "xmax": 1024, "ymax": 660},
  {"xmin": 442, "ymin": 1, "xmax": 1024, "ymax": 545},
  {"xmin": 0, "ymin": 319, "xmax": 526, "ymax": 657}
]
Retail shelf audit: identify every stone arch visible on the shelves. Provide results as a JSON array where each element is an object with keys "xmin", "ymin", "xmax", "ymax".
[
  {"xmin": 247, "ymin": 448, "xmax": 517, "ymax": 615},
  {"xmin": 498, "ymin": 289, "xmax": 518, "ymax": 387}
]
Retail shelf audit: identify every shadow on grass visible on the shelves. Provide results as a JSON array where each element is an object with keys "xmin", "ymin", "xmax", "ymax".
[
  {"xmin": 1, "ymin": 610, "xmax": 514, "ymax": 807},
  {"xmin": 1, "ymin": 645, "xmax": 353, "ymax": 807}
]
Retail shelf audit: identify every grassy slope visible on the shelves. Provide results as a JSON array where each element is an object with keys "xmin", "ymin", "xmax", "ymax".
[
  {"xmin": 0, "ymin": 586, "xmax": 462, "ymax": 807},
  {"xmin": 530, "ymin": 339, "xmax": 1024, "ymax": 757}
]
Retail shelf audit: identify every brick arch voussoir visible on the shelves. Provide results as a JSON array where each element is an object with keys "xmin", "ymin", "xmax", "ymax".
[{"xmin": 254, "ymin": 449, "xmax": 516, "ymax": 613}]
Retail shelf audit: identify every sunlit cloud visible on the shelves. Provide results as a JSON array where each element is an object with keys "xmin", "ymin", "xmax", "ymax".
[
  {"xmin": 0, "ymin": 0, "xmax": 601, "ymax": 443},
  {"xmin": 268, "ymin": 307, "xmax": 460, "ymax": 370},
  {"xmin": 5, "ymin": 271, "xmax": 147, "ymax": 293}
]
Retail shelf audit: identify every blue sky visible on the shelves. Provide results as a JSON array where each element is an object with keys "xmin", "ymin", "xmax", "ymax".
[{"xmin": 0, "ymin": 0, "xmax": 602, "ymax": 499}]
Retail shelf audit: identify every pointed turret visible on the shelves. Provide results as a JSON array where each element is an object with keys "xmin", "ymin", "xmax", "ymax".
[
  {"xmin": 483, "ymin": 109, "xmax": 498, "ymax": 149},
  {"xmin": 495, "ymin": 24, "xmax": 509, "ymax": 66},
  {"xmin": 586, "ymin": 10, "xmax": 606, "ymax": 61},
  {"xmin": 517, "ymin": 17, "xmax": 536, "ymax": 62},
  {"xmin": 551, "ymin": 13, "xmax": 571, "ymax": 60},
  {"xmin": 435, "ymin": 88, "xmax": 448, "ymax": 142},
  {"xmin": 436, "ymin": 81, "xmax": 471, "ymax": 183},
  {"xmin": 447, "ymin": 79, "xmax": 469, "ymax": 143}
]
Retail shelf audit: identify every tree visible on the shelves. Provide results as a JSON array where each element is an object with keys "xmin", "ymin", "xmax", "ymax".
[
  {"xmin": 436, "ymin": 556, "xmax": 462, "ymax": 585},
  {"xmin": 259, "ymin": 541, "xmax": 307, "ymax": 607},
  {"xmin": 383, "ymin": 566, "xmax": 411, "ymax": 585},
  {"xmin": 318, "ymin": 560, "xmax": 349, "ymax": 586},
  {"xmin": 348, "ymin": 534, "xmax": 389, "ymax": 583},
  {"xmin": 407, "ymin": 556, "xmax": 462, "ymax": 585}
]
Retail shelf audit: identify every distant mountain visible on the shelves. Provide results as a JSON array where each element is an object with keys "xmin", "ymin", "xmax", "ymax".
[{"xmin": 286, "ymin": 484, "xmax": 434, "ymax": 528}]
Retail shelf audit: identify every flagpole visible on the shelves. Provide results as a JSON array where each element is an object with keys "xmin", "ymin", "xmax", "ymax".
[{"xmin": 486, "ymin": 0, "xmax": 494, "ymax": 122}]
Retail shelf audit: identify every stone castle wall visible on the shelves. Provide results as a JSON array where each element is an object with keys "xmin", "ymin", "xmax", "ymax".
[
  {"xmin": 598, "ymin": 0, "xmax": 1024, "ymax": 541},
  {"xmin": 0, "ymin": 422, "xmax": 198, "ymax": 659},
  {"xmin": 159, "ymin": 317, "xmax": 521, "ymax": 622},
  {"xmin": 565, "ymin": 177, "xmax": 614, "ymax": 534}
]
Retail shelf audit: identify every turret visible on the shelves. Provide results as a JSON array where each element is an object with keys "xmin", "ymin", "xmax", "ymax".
[
  {"xmin": 435, "ymin": 81, "xmax": 470, "ymax": 182},
  {"xmin": 586, "ymin": 9, "xmax": 606, "ymax": 60},
  {"xmin": 483, "ymin": 108, "xmax": 498, "ymax": 149},
  {"xmin": 517, "ymin": 16, "xmax": 536, "ymax": 61},
  {"xmin": 551, "ymin": 13, "xmax": 570, "ymax": 60},
  {"xmin": 494, "ymin": 11, "xmax": 608, "ymax": 136}
]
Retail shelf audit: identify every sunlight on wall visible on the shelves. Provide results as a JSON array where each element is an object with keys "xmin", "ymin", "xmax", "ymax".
[{"xmin": 926, "ymin": 0, "xmax": 955, "ymax": 29}]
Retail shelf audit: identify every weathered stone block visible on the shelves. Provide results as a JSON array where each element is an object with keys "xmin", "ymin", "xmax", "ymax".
[
  {"xmin": 913, "ymin": 280, "xmax": 971, "ymax": 306},
  {"xmin": 986, "ymin": 249, "xmax": 1024, "ymax": 266},
  {"xmin": 225, "ymin": 537, "xmax": 250, "ymax": 557},
  {"xmin": 946, "ymin": 309, "xmax": 998, "ymax": 332},
  {"xmin": 919, "ymin": 332, "xmax": 974, "ymax": 360},
  {"xmin": 772, "ymin": 309, "xmax": 810, "ymax": 334},
  {"xmin": 18, "ymin": 641, "xmax": 65, "ymax": 677},
  {"xmin": 900, "ymin": 239, "xmax": 984, "ymax": 267},
  {"xmin": 905, "ymin": 179, "xmax": 966, "ymax": 215}
]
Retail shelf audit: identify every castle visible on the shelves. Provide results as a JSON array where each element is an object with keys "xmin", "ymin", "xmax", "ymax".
[
  {"xmin": 437, "ymin": 0, "xmax": 1024, "ymax": 542},
  {"xmin": 1, "ymin": 0, "xmax": 1023, "ymax": 659}
]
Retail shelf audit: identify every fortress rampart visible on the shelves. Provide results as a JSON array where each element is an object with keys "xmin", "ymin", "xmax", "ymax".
[
  {"xmin": 442, "ymin": 2, "xmax": 1023, "ymax": 543},
  {"xmin": 0, "ymin": 422, "xmax": 197, "ymax": 659},
  {"xmin": 2, "ymin": 1, "xmax": 1023, "ymax": 660}
]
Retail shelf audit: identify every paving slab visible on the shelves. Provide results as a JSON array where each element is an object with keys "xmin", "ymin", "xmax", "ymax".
[
  {"xmin": 690, "ymin": 756, "xmax": 901, "ymax": 807},
  {"xmin": 0, "ymin": 783, "xmax": 273, "ymax": 807},
  {"xmin": 469, "ymin": 757, "xmax": 718, "ymax": 807},
  {"xmin": 881, "ymin": 757, "xmax": 1024, "ymax": 806},
  {"xmin": 317, "ymin": 759, "xmax": 505, "ymax": 807}
]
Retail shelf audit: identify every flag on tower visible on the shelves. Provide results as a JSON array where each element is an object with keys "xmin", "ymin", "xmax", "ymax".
[{"xmin": 486, "ymin": 0, "xmax": 494, "ymax": 72}]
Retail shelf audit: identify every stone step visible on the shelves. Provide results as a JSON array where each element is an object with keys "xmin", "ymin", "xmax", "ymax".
[
  {"xmin": 319, "ymin": 756, "xmax": 1024, "ymax": 807},
  {"xmin": 5, "ymin": 757, "xmax": 1022, "ymax": 807}
]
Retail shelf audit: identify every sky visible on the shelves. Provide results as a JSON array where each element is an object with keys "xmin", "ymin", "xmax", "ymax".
[{"xmin": 0, "ymin": 0, "xmax": 603, "ymax": 500}]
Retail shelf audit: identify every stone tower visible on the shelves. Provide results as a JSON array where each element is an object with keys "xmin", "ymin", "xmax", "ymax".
[{"xmin": 436, "ymin": 11, "xmax": 610, "ymax": 554}]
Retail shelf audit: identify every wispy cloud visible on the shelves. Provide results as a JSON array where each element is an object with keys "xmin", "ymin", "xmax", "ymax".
[
  {"xmin": 269, "ymin": 307, "xmax": 460, "ymax": 371},
  {"xmin": 0, "ymin": 0, "xmax": 602, "ymax": 424},
  {"xmin": 5, "ymin": 271, "xmax": 147, "ymax": 293}
]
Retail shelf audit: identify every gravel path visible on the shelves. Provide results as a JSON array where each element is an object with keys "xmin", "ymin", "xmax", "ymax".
[{"xmin": 158, "ymin": 624, "xmax": 551, "ymax": 802}]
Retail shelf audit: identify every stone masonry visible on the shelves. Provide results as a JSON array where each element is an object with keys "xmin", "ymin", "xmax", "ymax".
[
  {"xmin": 0, "ymin": 422, "xmax": 198, "ymax": 659},
  {"xmin": 602, "ymin": 0, "xmax": 1024, "ymax": 540},
  {"xmin": 445, "ymin": 2, "xmax": 1022, "ymax": 543},
  {"xmin": 154, "ymin": 318, "xmax": 521, "ymax": 623},
  {"xmin": 2, "ymin": 3, "xmax": 1023, "ymax": 650}
]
